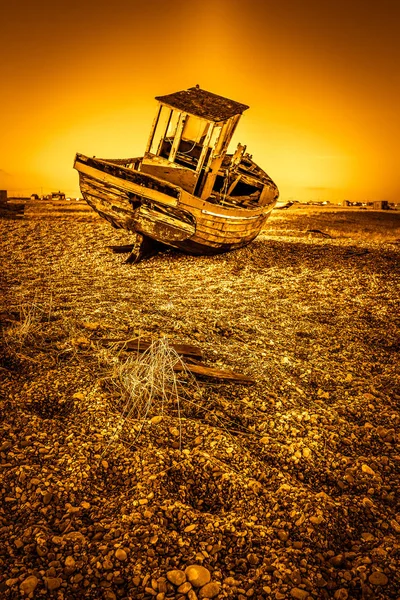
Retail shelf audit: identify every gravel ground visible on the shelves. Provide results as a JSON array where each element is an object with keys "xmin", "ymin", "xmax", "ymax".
[{"xmin": 0, "ymin": 211, "xmax": 399, "ymax": 600}]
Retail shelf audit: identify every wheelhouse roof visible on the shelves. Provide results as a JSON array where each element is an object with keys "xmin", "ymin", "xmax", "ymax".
[{"xmin": 155, "ymin": 86, "xmax": 249, "ymax": 123}]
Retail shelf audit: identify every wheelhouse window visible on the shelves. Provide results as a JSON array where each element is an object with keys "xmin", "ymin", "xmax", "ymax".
[
  {"xmin": 149, "ymin": 106, "xmax": 175, "ymax": 156},
  {"xmin": 173, "ymin": 115, "xmax": 210, "ymax": 170}
]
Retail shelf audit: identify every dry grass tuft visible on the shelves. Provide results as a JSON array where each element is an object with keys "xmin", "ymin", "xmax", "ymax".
[
  {"xmin": 6, "ymin": 295, "xmax": 52, "ymax": 347},
  {"xmin": 96, "ymin": 338, "xmax": 200, "ymax": 454}
]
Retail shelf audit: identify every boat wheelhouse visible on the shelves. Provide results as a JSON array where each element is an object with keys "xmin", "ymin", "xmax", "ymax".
[{"xmin": 74, "ymin": 86, "xmax": 279, "ymax": 262}]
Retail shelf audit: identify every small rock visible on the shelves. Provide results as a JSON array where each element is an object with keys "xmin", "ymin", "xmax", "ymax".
[
  {"xmin": 178, "ymin": 582, "xmax": 192, "ymax": 593},
  {"xmin": 368, "ymin": 571, "xmax": 388, "ymax": 586},
  {"xmin": 82, "ymin": 321, "xmax": 100, "ymax": 330},
  {"xmin": 360, "ymin": 585, "xmax": 375, "ymax": 599},
  {"xmin": 20, "ymin": 576, "xmax": 39, "ymax": 595},
  {"xmin": 198, "ymin": 581, "xmax": 221, "ymax": 598},
  {"xmin": 166, "ymin": 570, "xmax": 186, "ymax": 586},
  {"xmin": 329, "ymin": 554, "xmax": 343, "ymax": 567},
  {"xmin": 295, "ymin": 514, "xmax": 305, "ymax": 526},
  {"xmin": 390, "ymin": 519, "xmax": 400, "ymax": 533},
  {"xmin": 224, "ymin": 577, "xmax": 239, "ymax": 586},
  {"xmin": 150, "ymin": 416, "xmax": 163, "ymax": 424},
  {"xmin": 184, "ymin": 524, "xmax": 197, "ymax": 533},
  {"xmin": 361, "ymin": 464, "xmax": 376, "ymax": 476},
  {"xmin": 115, "ymin": 548, "xmax": 128, "ymax": 561},
  {"xmin": 247, "ymin": 553, "xmax": 259, "ymax": 566},
  {"xmin": 315, "ymin": 576, "xmax": 328, "ymax": 587},
  {"xmin": 333, "ymin": 589, "xmax": 348, "ymax": 600},
  {"xmin": 64, "ymin": 555, "xmax": 76, "ymax": 573},
  {"xmin": 290, "ymin": 588, "xmax": 309, "ymax": 600},
  {"xmin": 185, "ymin": 565, "xmax": 211, "ymax": 588},
  {"xmin": 362, "ymin": 497, "xmax": 374, "ymax": 508},
  {"xmin": 45, "ymin": 577, "xmax": 62, "ymax": 591},
  {"xmin": 309, "ymin": 515, "xmax": 323, "ymax": 525},
  {"xmin": 63, "ymin": 531, "xmax": 87, "ymax": 543}
]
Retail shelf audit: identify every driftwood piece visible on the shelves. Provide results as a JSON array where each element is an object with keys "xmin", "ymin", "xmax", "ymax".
[
  {"xmin": 174, "ymin": 360, "xmax": 255, "ymax": 384},
  {"xmin": 103, "ymin": 338, "xmax": 204, "ymax": 359},
  {"xmin": 343, "ymin": 249, "xmax": 370, "ymax": 258},
  {"xmin": 306, "ymin": 229, "xmax": 333, "ymax": 238},
  {"xmin": 102, "ymin": 337, "xmax": 253, "ymax": 383}
]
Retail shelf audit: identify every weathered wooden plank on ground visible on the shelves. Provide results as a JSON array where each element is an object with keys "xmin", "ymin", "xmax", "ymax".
[
  {"xmin": 103, "ymin": 338, "xmax": 204, "ymax": 359},
  {"xmin": 174, "ymin": 360, "xmax": 255, "ymax": 383}
]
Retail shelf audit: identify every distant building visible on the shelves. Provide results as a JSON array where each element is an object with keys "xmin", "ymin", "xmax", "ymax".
[
  {"xmin": 373, "ymin": 200, "xmax": 389, "ymax": 210},
  {"xmin": 0, "ymin": 190, "xmax": 7, "ymax": 204},
  {"xmin": 45, "ymin": 191, "xmax": 66, "ymax": 201}
]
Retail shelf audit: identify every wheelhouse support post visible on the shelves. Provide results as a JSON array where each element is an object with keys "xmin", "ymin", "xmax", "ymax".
[
  {"xmin": 145, "ymin": 105, "xmax": 162, "ymax": 155},
  {"xmin": 169, "ymin": 112, "xmax": 187, "ymax": 162}
]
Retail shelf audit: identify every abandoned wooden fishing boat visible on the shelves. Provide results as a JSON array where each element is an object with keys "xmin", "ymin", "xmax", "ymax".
[{"xmin": 74, "ymin": 86, "xmax": 279, "ymax": 262}]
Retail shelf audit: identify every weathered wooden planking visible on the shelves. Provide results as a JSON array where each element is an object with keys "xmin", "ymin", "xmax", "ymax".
[
  {"xmin": 135, "ymin": 203, "xmax": 195, "ymax": 242},
  {"xmin": 75, "ymin": 158, "xmax": 180, "ymax": 207},
  {"xmin": 174, "ymin": 361, "xmax": 255, "ymax": 383}
]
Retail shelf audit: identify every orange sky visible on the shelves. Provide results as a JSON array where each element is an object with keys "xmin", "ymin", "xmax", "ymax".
[{"xmin": 1, "ymin": 0, "xmax": 399, "ymax": 202}]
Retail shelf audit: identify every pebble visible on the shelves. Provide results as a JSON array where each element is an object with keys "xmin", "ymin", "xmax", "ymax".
[
  {"xmin": 166, "ymin": 569, "xmax": 187, "ymax": 586},
  {"xmin": 20, "ymin": 576, "xmax": 39, "ymax": 595},
  {"xmin": 390, "ymin": 519, "xmax": 400, "ymax": 533},
  {"xmin": 43, "ymin": 492, "xmax": 52, "ymax": 504},
  {"xmin": 45, "ymin": 577, "xmax": 62, "ymax": 591},
  {"xmin": 361, "ymin": 464, "xmax": 376, "ymax": 476},
  {"xmin": 185, "ymin": 565, "xmax": 211, "ymax": 587},
  {"xmin": 151, "ymin": 416, "xmax": 163, "ymax": 424},
  {"xmin": 277, "ymin": 529, "xmax": 289, "ymax": 541},
  {"xmin": 115, "ymin": 548, "xmax": 128, "ymax": 561},
  {"xmin": 198, "ymin": 581, "xmax": 221, "ymax": 598},
  {"xmin": 290, "ymin": 588, "xmax": 310, "ymax": 600},
  {"xmin": 178, "ymin": 582, "xmax": 192, "ymax": 593},
  {"xmin": 368, "ymin": 571, "xmax": 388, "ymax": 586},
  {"xmin": 225, "ymin": 577, "xmax": 240, "ymax": 586},
  {"xmin": 65, "ymin": 556, "xmax": 76, "ymax": 568},
  {"xmin": 329, "ymin": 554, "xmax": 343, "ymax": 567},
  {"xmin": 333, "ymin": 590, "xmax": 349, "ymax": 599}
]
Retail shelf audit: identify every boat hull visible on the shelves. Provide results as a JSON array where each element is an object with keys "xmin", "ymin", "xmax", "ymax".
[{"xmin": 75, "ymin": 154, "xmax": 277, "ymax": 255}]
